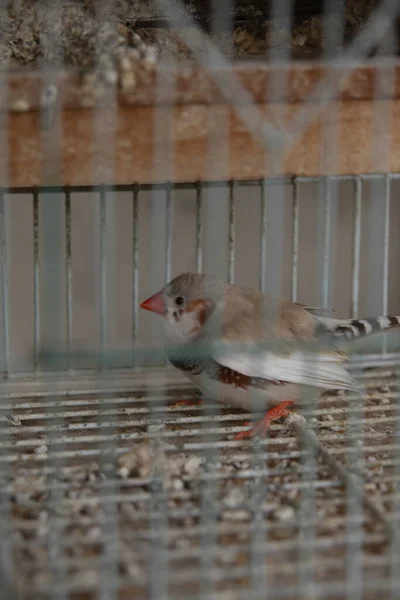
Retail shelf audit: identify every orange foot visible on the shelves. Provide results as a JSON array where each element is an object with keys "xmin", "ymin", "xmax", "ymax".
[
  {"xmin": 171, "ymin": 398, "xmax": 203, "ymax": 409},
  {"xmin": 235, "ymin": 400, "xmax": 295, "ymax": 441}
]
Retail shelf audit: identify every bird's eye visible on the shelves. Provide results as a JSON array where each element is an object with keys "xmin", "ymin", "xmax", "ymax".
[{"xmin": 175, "ymin": 296, "xmax": 185, "ymax": 307}]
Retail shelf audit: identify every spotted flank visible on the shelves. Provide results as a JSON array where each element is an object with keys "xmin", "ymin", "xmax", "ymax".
[
  {"xmin": 217, "ymin": 363, "xmax": 285, "ymax": 390},
  {"xmin": 317, "ymin": 315, "xmax": 400, "ymax": 341}
]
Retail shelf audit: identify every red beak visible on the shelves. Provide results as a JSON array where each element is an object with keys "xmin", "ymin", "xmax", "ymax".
[{"xmin": 140, "ymin": 290, "xmax": 166, "ymax": 315}]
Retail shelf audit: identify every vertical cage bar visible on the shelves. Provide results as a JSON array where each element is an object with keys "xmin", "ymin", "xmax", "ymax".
[
  {"xmin": 211, "ymin": 0, "xmax": 233, "ymax": 55},
  {"xmin": 366, "ymin": 33, "xmax": 394, "ymax": 318},
  {"xmin": 99, "ymin": 187, "xmax": 107, "ymax": 368},
  {"xmin": 377, "ymin": 27, "xmax": 396, "ymax": 598},
  {"xmin": 39, "ymin": 51, "xmax": 68, "ymax": 598},
  {"xmin": 318, "ymin": 177, "xmax": 333, "ymax": 308},
  {"xmin": 203, "ymin": 178, "xmax": 229, "ymax": 279},
  {"xmin": 351, "ymin": 177, "xmax": 362, "ymax": 319},
  {"xmin": 297, "ymin": 409, "xmax": 318, "ymax": 598},
  {"xmin": 260, "ymin": 179, "xmax": 267, "ymax": 292},
  {"xmin": 365, "ymin": 187, "xmax": 384, "ymax": 310},
  {"xmin": 348, "ymin": 7, "xmax": 375, "ymax": 560},
  {"xmin": 345, "ymin": 388, "xmax": 364, "ymax": 600},
  {"xmin": 391, "ymin": 374, "xmax": 400, "ymax": 598},
  {"xmin": 365, "ymin": 193, "xmax": 385, "ymax": 324},
  {"xmin": 199, "ymin": 2, "xmax": 232, "ymax": 597},
  {"xmin": 260, "ymin": 181, "xmax": 286, "ymax": 295},
  {"xmin": 291, "ymin": 178, "xmax": 300, "ymax": 302},
  {"xmin": 382, "ymin": 175, "xmax": 390, "ymax": 315},
  {"xmin": 148, "ymin": 55, "xmax": 176, "ymax": 600},
  {"xmin": 316, "ymin": 0, "xmax": 342, "ymax": 312},
  {"xmin": 0, "ymin": 537, "xmax": 14, "ymax": 600},
  {"xmin": 253, "ymin": 0, "xmax": 294, "ymax": 596},
  {"xmin": 195, "ymin": 182, "xmax": 203, "ymax": 273},
  {"xmin": 323, "ymin": 0, "xmax": 344, "ymax": 57},
  {"xmin": 249, "ymin": 442, "xmax": 269, "ymax": 596},
  {"xmin": 148, "ymin": 476, "xmax": 168, "ymax": 600},
  {"xmin": 147, "ymin": 57, "xmax": 175, "ymax": 366},
  {"xmin": 94, "ymin": 49, "xmax": 119, "ymax": 600},
  {"xmin": 228, "ymin": 181, "xmax": 235, "ymax": 284},
  {"xmin": 165, "ymin": 184, "xmax": 173, "ymax": 284},
  {"xmin": 365, "ymin": 183, "xmax": 385, "ymax": 319},
  {"xmin": 147, "ymin": 190, "xmax": 168, "ymax": 363},
  {"xmin": 33, "ymin": 190, "xmax": 40, "ymax": 371},
  {"xmin": 298, "ymin": 0, "xmax": 330, "ymax": 579},
  {"xmin": 132, "ymin": 185, "xmax": 140, "ymax": 362},
  {"xmin": 97, "ymin": 233, "xmax": 119, "ymax": 599},
  {"xmin": 0, "ymin": 56, "xmax": 15, "ymax": 600},
  {"xmin": 0, "ymin": 192, "xmax": 9, "ymax": 376},
  {"xmin": 40, "ymin": 204, "xmax": 67, "ymax": 595},
  {"xmin": 65, "ymin": 189, "xmax": 72, "ymax": 371},
  {"xmin": 373, "ymin": 30, "xmax": 394, "ymax": 352}
]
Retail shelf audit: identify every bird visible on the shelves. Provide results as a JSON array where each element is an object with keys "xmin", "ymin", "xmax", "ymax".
[{"xmin": 140, "ymin": 272, "xmax": 400, "ymax": 440}]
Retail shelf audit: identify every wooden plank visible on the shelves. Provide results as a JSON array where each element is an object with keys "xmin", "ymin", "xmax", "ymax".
[
  {"xmin": 6, "ymin": 62, "xmax": 400, "ymax": 111},
  {"xmin": 6, "ymin": 98, "xmax": 400, "ymax": 186}
]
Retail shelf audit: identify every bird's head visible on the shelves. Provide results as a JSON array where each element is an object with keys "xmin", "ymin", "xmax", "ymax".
[{"xmin": 140, "ymin": 272, "xmax": 223, "ymax": 343}]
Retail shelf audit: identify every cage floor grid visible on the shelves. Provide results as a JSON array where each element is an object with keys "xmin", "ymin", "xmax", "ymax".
[{"xmin": 1, "ymin": 364, "xmax": 399, "ymax": 600}]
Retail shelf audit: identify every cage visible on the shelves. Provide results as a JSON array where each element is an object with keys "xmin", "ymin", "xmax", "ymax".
[{"xmin": 1, "ymin": 1, "xmax": 400, "ymax": 599}]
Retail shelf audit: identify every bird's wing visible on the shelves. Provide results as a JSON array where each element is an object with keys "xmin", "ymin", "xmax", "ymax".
[
  {"xmin": 203, "ymin": 286, "xmax": 360, "ymax": 392},
  {"xmin": 215, "ymin": 347, "xmax": 361, "ymax": 391}
]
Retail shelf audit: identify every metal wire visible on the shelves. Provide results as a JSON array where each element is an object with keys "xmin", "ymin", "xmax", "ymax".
[
  {"xmin": 318, "ymin": 177, "xmax": 333, "ymax": 309},
  {"xmin": 132, "ymin": 185, "xmax": 140, "ymax": 359},
  {"xmin": 2, "ymin": 2, "xmax": 400, "ymax": 599},
  {"xmin": 33, "ymin": 190, "xmax": 40, "ymax": 371},
  {"xmin": 7, "ymin": 171, "xmax": 400, "ymax": 195},
  {"xmin": 382, "ymin": 175, "xmax": 391, "ymax": 316},
  {"xmin": 195, "ymin": 182, "xmax": 203, "ymax": 274},
  {"xmin": 259, "ymin": 179, "xmax": 268, "ymax": 294},
  {"xmin": 290, "ymin": 179, "xmax": 300, "ymax": 303},
  {"xmin": 0, "ymin": 60, "xmax": 14, "ymax": 600},
  {"xmin": 92, "ymin": 7, "xmax": 120, "ymax": 595},
  {"xmin": 38, "ymin": 26, "xmax": 69, "ymax": 597},
  {"xmin": 0, "ymin": 192, "xmax": 9, "ymax": 376},
  {"xmin": 228, "ymin": 181, "xmax": 235, "ymax": 284},
  {"xmin": 99, "ymin": 187, "xmax": 108, "ymax": 365},
  {"xmin": 351, "ymin": 177, "xmax": 362, "ymax": 319}
]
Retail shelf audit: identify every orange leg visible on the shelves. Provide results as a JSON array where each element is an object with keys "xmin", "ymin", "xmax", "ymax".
[
  {"xmin": 171, "ymin": 398, "xmax": 203, "ymax": 409},
  {"xmin": 235, "ymin": 400, "xmax": 295, "ymax": 441}
]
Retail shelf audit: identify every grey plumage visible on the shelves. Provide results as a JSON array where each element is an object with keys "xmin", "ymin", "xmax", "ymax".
[{"xmin": 165, "ymin": 272, "xmax": 400, "ymax": 344}]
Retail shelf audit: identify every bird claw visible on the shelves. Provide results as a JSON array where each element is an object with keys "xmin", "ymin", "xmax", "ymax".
[{"xmin": 235, "ymin": 400, "xmax": 295, "ymax": 441}]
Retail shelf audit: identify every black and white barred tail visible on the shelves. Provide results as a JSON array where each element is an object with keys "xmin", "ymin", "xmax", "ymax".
[{"xmin": 318, "ymin": 315, "xmax": 400, "ymax": 341}]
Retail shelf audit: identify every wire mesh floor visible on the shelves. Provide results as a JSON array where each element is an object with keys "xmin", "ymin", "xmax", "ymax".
[{"xmin": 1, "ymin": 359, "xmax": 399, "ymax": 600}]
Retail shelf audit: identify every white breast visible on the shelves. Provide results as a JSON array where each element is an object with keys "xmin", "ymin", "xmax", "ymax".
[{"xmin": 184, "ymin": 371, "xmax": 301, "ymax": 413}]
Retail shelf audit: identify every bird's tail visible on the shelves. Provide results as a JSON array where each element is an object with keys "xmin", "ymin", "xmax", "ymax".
[{"xmin": 317, "ymin": 315, "xmax": 400, "ymax": 342}]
